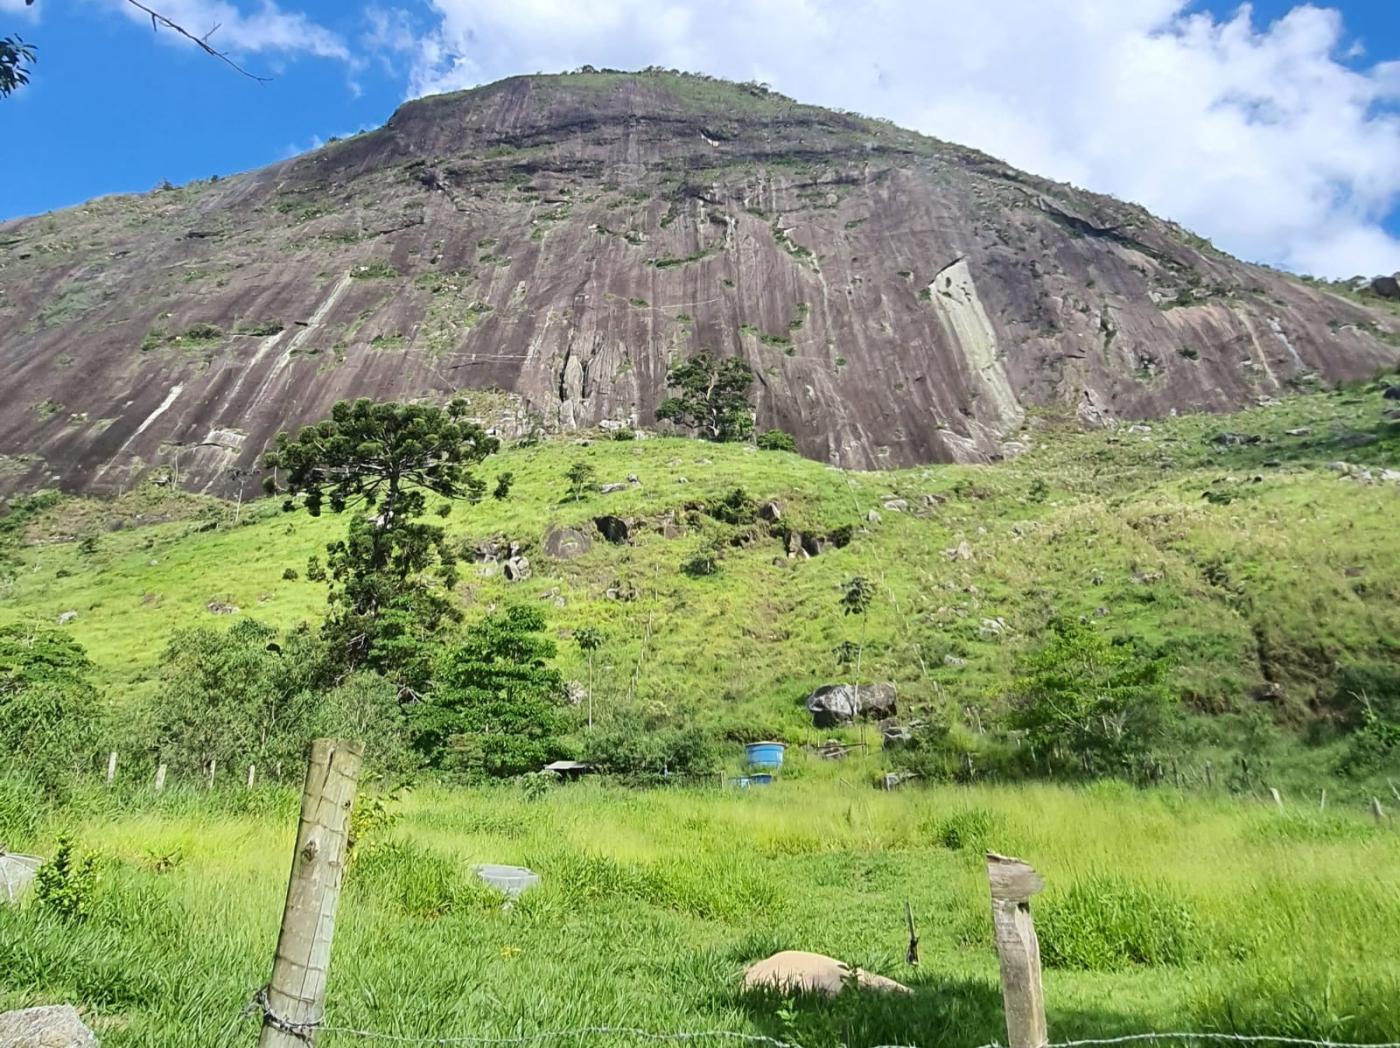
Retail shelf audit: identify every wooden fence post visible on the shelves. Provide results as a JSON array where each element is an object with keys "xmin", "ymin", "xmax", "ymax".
[
  {"xmin": 1319, "ymin": 789, "xmax": 1327, "ymax": 812},
  {"xmin": 207, "ymin": 759, "xmax": 217, "ymax": 789},
  {"xmin": 105, "ymin": 751, "xmax": 118, "ymax": 785},
  {"xmin": 986, "ymin": 853, "xmax": 1048, "ymax": 1048},
  {"xmin": 154, "ymin": 764, "xmax": 167, "ymax": 792},
  {"xmin": 1268, "ymin": 787, "xmax": 1283, "ymax": 810},
  {"xmin": 258, "ymin": 738, "xmax": 364, "ymax": 1048},
  {"xmin": 247, "ymin": 764, "xmax": 257, "ymax": 789}
]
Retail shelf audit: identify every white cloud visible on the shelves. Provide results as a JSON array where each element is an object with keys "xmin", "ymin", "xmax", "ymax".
[
  {"xmin": 108, "ymin": 0, "xmax": 349, "ymax": 61},
  {"xmin": 392, "ymin": 0, "xmax": 1400, "ymax": 278}
]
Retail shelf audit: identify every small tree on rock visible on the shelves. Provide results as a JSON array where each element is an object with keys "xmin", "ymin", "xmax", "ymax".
[{"xmin": 655, "ymin": 353, "xmax": 754, "ymax": 442}]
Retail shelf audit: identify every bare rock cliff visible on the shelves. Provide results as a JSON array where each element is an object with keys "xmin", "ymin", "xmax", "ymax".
[{"xmin": 1, "ymin": 71, "xmax": 1396, "ymax": 494}]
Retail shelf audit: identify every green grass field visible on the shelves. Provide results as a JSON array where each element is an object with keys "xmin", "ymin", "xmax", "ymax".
[
  {"xmin": 2, "ymin": 769, "xmax": 1398, "ymax": 1047},
  {"xmin": 3, "ymin": 380, "xmax": 1398, "ymax": 796}
]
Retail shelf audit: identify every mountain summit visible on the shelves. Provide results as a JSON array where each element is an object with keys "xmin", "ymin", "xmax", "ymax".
[{"xmin": 1, "ymin": 70, "xmax": 1396, "ymax": 494}]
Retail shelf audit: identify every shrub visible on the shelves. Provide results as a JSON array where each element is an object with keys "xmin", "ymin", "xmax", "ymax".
[
  {"xmin": 1007, "ymin": 618, "xmax": 1175, "ymax": 777},
  {"xmin": 611, "ymin": 427, "xmax": 636, "ymax": 441},
  {"xmin": 282, "ymin": 567, "xmax": 299, "ymax": 581},
  {"xmin": 34, "ymin": 836, "xmax": 100, "ymax": 921},
  {"xmin": 0, "ymin": 623, "xmax": 100, "ymax": 788},
  {"xmin": 1039, "ymin": 875, "xmax": 1198, "ymax": 970},
  {"xmin": 314, "ymin": 673, "xmax": 418, "ymax": 777},
  {"xmin": 756, "ymin": 429, "xmax": 797, "ymax": 452},
  {"xmin": 412, "ymin": 605, "xmax": 568, "ymax": 777},
  {"xmin": 148, "ymin": 619, "xmax": 325, "ymax": 775},
  {"xmin": 931, "ymin": 808, "xmax": 1003, "ymax": 852},
  {"xmin": 586, "ymin": 721, "xmax": 719, "ymax": 782}
]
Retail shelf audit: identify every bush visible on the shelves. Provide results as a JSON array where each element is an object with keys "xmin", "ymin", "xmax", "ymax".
[
  {"xmin": 1039, "ymin": 875, "xmax": 1198, "ymax": 970},
  {"xmin": 313, "ymin": 673, "xmax": 417, "ymax": 777},
  {"xmin": 412, "ymin": 605, "xmax": 568, "ymax": 777},
  {"xmin": 0, "ymin": 623, "xmax": 100, "ymax": 788},
  {"xmin": 282, "ymin": 567, "xmax": 299, "ymax": 580},
  {"xmin": 586, "ymin": 722, "xmax": 719, "ymax": 782},
  {"xmin": 756, "ymin": 429, "xmax": 797, "ymax": 452},
  {"xmin": 930, "ymin": 808, "xmax": 1004, "ymax": 852},
  {"xmin": 611, "ymin": 427, "xmax": 636, "ymax": 441},
  {"xmin": 34, "ymin": 836, "xmax": 101, "ymax": 921},
  {"xmin": 1007, "ymin": 618, "xmax": 1175, "ymax": 778},
  {"xmin": 148, "ymin": 619, "xmax": 325, "ymax": 775}
]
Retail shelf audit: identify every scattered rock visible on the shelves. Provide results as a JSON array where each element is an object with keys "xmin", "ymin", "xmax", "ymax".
[
  {"xmin": 880, "ymin": 723, "xmax": 913, "ymax": 747},
  {"xmin": 658, "ymin": 515, "xmax": 684, "ymax": 540},
  {"xmin": 804, "ymin": 683, "xmax": 897, "ymax": 726},
  {"xmin": 1211, "ymin": 432, "xmax": 1261, "ymax": 447},
  {"xmin": 945, "ymin": 540, "xmax": 974, "ymax": 562},
  {"xmin": 0, "ymin": 1005, "xmax": 99, "ymax": 1047},
  {"xmin": 627, "ymin": 474, "xmax": 641, "ymax": 486},
  {"xmin": 594, "ymin": 516, "xmax": 631, "ymax": 544},
  {"xmin": 56, "ymin": 611, "xmax": 77, "ymax": 626},
  {"xmin": 503, "ymin": 555, "xmax": 531, "ymax": 582},
  {"xmin": 1284, "ymin": 427, "xmax": 1311, "ymax": 437},
  {"xmin": 1251, "ymin": 682, "xmax": 1285, "ymax": 702},
  {"xmin": 542, "ymin": 526, "xmax": 592, "ymax": 559},
  {"xmin": 943, "ymin": 655, "xmax": 967, "ymax": 668},
  {"xmin": 598, "ymin": 482, "xmax": 629, "ymax": 494},
  {"xmin": 742, "ymin": 951, "xmax": 910, "ymax": 997},
  {"xmin": 866, "ymin": 510, "xmax": 881, "ymax": 524},
  {"xmin": 758, "ymin": 501, "xmax": 782, "ymax": 523},
  {"xmin": 1128, "ymin": 424, "xmax": 1152, "ymax": 434},
  {"xmin": 1383, "ymin": 385, "xmax": 1400, "ymax": 401},
  {"xmin": 882, "ymin": 498, "xmax": 908, "ymax": 511},
  {"xmin": 979, "ymin": 617, "xmax": 1008, "ymax": 638},
  {"xmin": 206, "ymin": 600, "xmax": 239, "ymax": 615}
]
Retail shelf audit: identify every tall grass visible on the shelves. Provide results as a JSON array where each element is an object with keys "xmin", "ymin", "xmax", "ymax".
[{"xmin": 2, "ymin": 776, "xmax": 1397, "ymax": 1046}]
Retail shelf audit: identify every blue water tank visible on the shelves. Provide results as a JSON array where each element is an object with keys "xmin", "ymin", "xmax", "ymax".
[{"xmin": 746, "ymin": 741, "xmax": 785, "ymax": 769}]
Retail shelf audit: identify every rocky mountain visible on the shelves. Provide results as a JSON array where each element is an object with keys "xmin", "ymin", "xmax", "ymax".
[{"xmin": 1, "ymin": 70, "xmax": 1396, "ymax": 495}]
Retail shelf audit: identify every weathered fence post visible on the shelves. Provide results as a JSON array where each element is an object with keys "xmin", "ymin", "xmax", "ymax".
[
  {"xmin": 986, "ymin": 853, "xmax": 1048, "ymax": 1048},
  {"xmin": 207, "ymin": 758, "xmax": 217, "ymax": 789},
  {"xmin": 1268, "ymin": 787, "xmax": 1283, "ymax": 810},
  {"xmin": 257, "ymin": 738, "xmax": 364, "ymax": 1048},
  {"xmin": 1373, "ymin": 797, "xmax": 1387, "ymax": 824},
  {"xmin": 247, "ymin": 764, "xmax": 257, "ymax": 789},
  {"xmin": 1319, "ymin": 789, "xmax": 1327, "ymax": 812},
  {"xmin": 105, "ymin": 751, "xmax": 118, "ymax": 785},
  {"xmin": 154, "ymin": 764, "xmax": 167, "ymax": 792}
]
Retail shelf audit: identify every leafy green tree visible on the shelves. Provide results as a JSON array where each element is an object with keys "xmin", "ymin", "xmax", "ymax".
[
  {"xmin": 263, "ymin": 398, "xmax": 497, "ymax": 683},
  {"xmin": 0, "ymin": 35, "xmax": 35, "ymax": 98},
  {"xmin": 149, "ymin": 619, "xmax": 323, "ymax": 775},
  {"xmin": 565, "ymin": 461, "xmax": 596, "ymax": 502},
  {"xmin": 756, "ymin": 428, "xmax": 797, "ymax": 452},
  {"xmin": 655, "ymin": 353, "xmax": 755, "ymax": 442},
  {"xmin": 1007, "ymin": 618, "xmax": 1175, "ymax": 777},
  {"xmin": 575, "ymin": 626, "xmax": 604, "ymax": 730},
  {"xmin": 312, "ymin": 672, "xmax": 417, "ymax": 778},
  {"xmin": 0, "ymin": 623, "xmax": 99, "ymax": 787},
  {"xmin": 412, "ymin": 605, "xmax": 568, "ymax": 777},
  {"xmin": 492, "ymin": 471, "xmax": 514, "ymax": 500}
]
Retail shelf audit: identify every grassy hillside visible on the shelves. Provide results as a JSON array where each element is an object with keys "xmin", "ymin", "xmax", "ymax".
[
  {"xmin": 1, "ymin": 773, "xmax": 1396, "ymax": 1047},
  {"xmin": 2, "ymin": 380, "xmax": 1398, "ymax": 790}
]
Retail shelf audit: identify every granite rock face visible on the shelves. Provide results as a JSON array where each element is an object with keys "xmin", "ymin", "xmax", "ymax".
[{"xmin": 1, "ymin": 71, "xmax": 1396, "ymax": 495}]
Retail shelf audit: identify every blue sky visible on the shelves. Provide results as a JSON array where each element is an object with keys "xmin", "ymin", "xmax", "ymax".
[{"xmin": 2, "ymin": 0, "xmax": 1398, "ymax": 277}]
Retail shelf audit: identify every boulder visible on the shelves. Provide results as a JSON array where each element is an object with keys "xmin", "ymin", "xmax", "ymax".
[
  {"xmin": 945, "ymin": 540, "xmax": 974, "ymax": 562},
  {"xmin": 0, "ymin": 1005, "xmax": 99, "ymax": 1047},
  {"xmin": 866, "ymin": 510, "xmax": 881, "ymax": 524},
  {"xmin": 882, "ymin": 498, "xmax": 908, "ymax": 511},
  {"xmin": 758, "ymin": 501, "xmax": 782, "ymax": 523},
  {"xmin": 205, "ymin": 600, "xmax": 239, "ymax": 615},
  {"xmin": 542, "ymin": 526, "xmax": 592, "ymax": 560},
  {"xmin": 594, "ymin": 516, "xmax": 630, "ymax": 544},
  {"xmin": 1369, "ymin": 274, "xmax": 1400, "ymax": 299},
  {"xmin": 742, "ymin": 951, "xmax": 910, "ymax": 997},
  {"xmin": 503, "ymin": 555, "xmax": 531, "ymax": 582},
  {"xmin": 56, "ymin": 611, "xmax": 77, "ymax": 626},
  {"xmin": 804, "ymin": 683, "xmax": 897, "ymax": 727},
  {"xmin": 1384, "ymin": 385, "xmax": 1400, "ymax": 401},
  {"xmin": 598, "ymin": 482, "xmax": 629, "ymax": 494}
]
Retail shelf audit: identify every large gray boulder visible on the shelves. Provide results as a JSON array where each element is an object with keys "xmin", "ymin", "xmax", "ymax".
[
  {"xmin": 542, "ymin": 526, "xmax": 592, "ymax": 559},
  {"xmin": 804, "ymin": 683, "xmax": 897, "ymax": 727},
  {"xmin": 1370, "ymin": 274, "xmax": 1400, "ymax": 299},
  {"xmin": 593, "ymin": 515, "xmax": 631, "ymax": 544},
  {"xmin": 0, "ymin": 1005, "xmax": 99, "ymax": 1047}
]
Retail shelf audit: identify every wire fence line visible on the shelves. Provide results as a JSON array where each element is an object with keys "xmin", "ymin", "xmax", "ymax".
[{"xmin": 239, "ymin": 992, "xmax": 1400, "ymax": 1048}]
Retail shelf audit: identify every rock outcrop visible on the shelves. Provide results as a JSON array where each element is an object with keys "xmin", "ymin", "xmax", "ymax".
[
  {"xmin": 0, "ymin": 1005, "xmax": 99, "ymax": 1047},
  {"xmin": 2, "ymin": 71, "xmax": 1396, "ymax": 495},
  {"xmin": 804, "ymin": 682, "xmax": 898, "ymax": 726}
]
